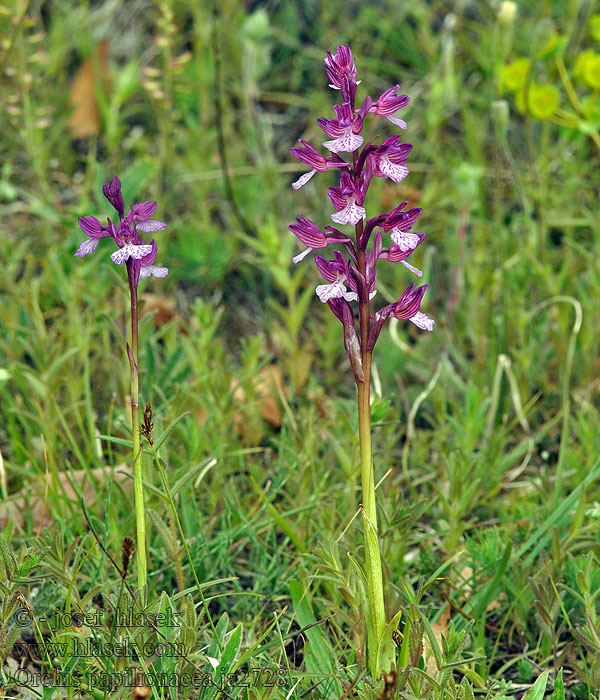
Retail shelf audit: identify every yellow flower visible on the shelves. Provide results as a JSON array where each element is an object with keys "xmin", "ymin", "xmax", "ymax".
[
  {"xmin": 528, "ymin": 84, "xmax": 561, "ymax": 119},
  {"xmin": 573, "ymin": 50, "xmax": 600, "ymax": 87},
  {"xmin": 590, "ymin": 14, "xmax": 600, "ymax": 41},
  {"xmin": 583, "ymin": 53, "xmax": 600, "ymax": 88},
  {"xmin": 502, "ymin": 58, "xmax": 531, "ymax": 92}
]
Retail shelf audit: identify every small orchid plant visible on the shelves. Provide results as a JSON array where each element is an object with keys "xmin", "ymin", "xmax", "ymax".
[
  {"xmin": 76, "ymin": 177, "xmax": 168, "ymax": 595},
  {"xmin": 289, "ymin": 45, "xmax": 433, "ymax": 677}
]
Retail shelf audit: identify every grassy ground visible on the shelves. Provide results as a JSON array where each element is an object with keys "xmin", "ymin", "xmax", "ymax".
[{"xmin": 1, "ymin": 0, "xmax": 599, "ymax": 698}]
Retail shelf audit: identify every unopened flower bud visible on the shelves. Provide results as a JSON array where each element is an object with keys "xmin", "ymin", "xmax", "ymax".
[
  {"xmin": 498, "ymin": 1, "xmax": 517, "ymax": 27},
  {"xmin": 492, "ymin": 99, "xmax": 510, "ymax": 142}
]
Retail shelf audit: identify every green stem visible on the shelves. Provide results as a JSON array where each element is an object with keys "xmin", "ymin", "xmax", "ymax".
[
  {"xmin": 354, "ymin": 166, "xmax": 388, "ymax": 676},
  {"xmin": 127, "ymin": 261, "xmax": 146, "ymax": 597}
]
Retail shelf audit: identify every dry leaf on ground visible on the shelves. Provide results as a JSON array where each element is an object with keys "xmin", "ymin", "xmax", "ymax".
[
  {"xmin": 68, "ymin": 41, "xmax": 110, "ymax": 139},
  {"xmin": 0, "ymin": 465, "xmax": 132, "ymax": 531}
]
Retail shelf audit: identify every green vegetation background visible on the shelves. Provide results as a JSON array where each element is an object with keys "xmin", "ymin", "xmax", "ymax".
[{"xmin": 0, "ymin": 0, "xmax": 599, "ymax": 698}]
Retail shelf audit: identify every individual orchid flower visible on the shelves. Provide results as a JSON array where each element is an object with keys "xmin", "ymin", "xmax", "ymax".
[
  {"xmin": 110, "ymin": 220, "xmax": 153, "ymax": 265},
  {"xmin": 75, "ymin": 216, "xmax": 113, "ymax": 257},
  {"xmin": 314, "ymin": 251, "xmax": 355, "ymax": 302},
  {"xmin": 328, "ymin": 172, "xmax": 366, "ymax": 225},
  {"xmin": 367, "ymin": 283, "xmax": 432, "ymax": 349},
  {"xmin": 127, "ymin": 201, "xmax": 167, "ymax": 233},
  {"xmin": 290, "ymin": 139, "xmax": 350, "ymax": 190},
  {"xmin": 324, "ymin": 44, "xmax": 359, "ymax": 103},
  {"xmin": 289, "ymin": 215, "xmax": 351, "ymax": 263},
  {"xmin": 383, "ymin": 202, "xmax": 424, "ymax": 250},
  {"xmin": 380, "ymin": 203, "xmax": 426, "ymax": 276},
  {"xmin": 134, "ymin": 239, "xmax": 169, "ymax": 285},
  {"xmin": 317, "ymin": 101, "xmax": 369, "ymax": 154},
  {"xmin": 324, "ymin": 45, "xmax": 357, "ymax": 90},
  {"xmin": 393, "ymin": 282, "xmax": 430, "ymax": 321},
  {"xmin": 391, "ymin": 282, "xmax": 435, "ymax": 331},
  {"xmin": 372, "ymin": 136, "xmax": 412, "ymax": 182},
  {"xmin": 75, "ymin": 175, "xmax": 167, "ymax": 280},
  {"xmin": 367, "ymin": 85, "xmax": 410, "ymax": 128}
]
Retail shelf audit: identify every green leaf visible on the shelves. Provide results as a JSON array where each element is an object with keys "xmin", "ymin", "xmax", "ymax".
[
  {"xmin": 147, "ymin": 508, "xmax": 178, "ymax": 560},
  {"xmin": 591, "ymin": 14, "xmax": 600, "ymax": 41},
  {"xmin": 517, "ymin": 455, "xmax": 600, "ymax": 564},
  {"xmin": 111, "ymin": 59, "xmax": 141, "ymax": 109},
  {"xmin": 215, "ymin": 624, "xmax": 242, "ymax": 685},
  {"xmin": 289, "ymin": 580, "xmax": 343, "ymax": 699},
  {"xmin": 376, "ymin": 608, "xmax": 402, "ymax": 674},
  {"xmin": 521, "ymin": 671, "xmax": 549, "ymax": 700},
  {"xmin": 550, "ymin": 669, "xmax": 565, "ymax": 700},
  {"xmin": 0, "ymin": 535, "xmax": 16, "ymax": 581},
  {"xmin": 170, "ymin": 458, "xmax": 216, "ymax": 496},
  {"xmin": 578, "ymin": 120, "xmax": 600, "ymax": 136},
  {"xmin": 538, "ymin": 33, "xmax": 568, "ymax": 59},
  {"xmin": 98, "ymin": 434, "xmax": 134, "ymax": 448},
  {"xmin": 198, "ymin": 621, "xmax": 242, "ymax": 700},
  {"xmin": 153, "ymin": 411, "xmax": 191, "ymax": 451},
  {"xmin": 469, "ymin": 542, "xmax": 511, "ymax": 619},
  {"xmin": 421, "ymin": 613, "xmax": 443, "ymax": 672}
]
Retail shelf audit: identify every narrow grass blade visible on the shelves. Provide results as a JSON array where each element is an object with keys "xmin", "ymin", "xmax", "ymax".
[
  {"xmin": 517, "ymin": 456, "xmax": 600, "ymax": 565},
  {"xmin": 289, "ymin": 580, "xmax": 343, "ymax": 699}
]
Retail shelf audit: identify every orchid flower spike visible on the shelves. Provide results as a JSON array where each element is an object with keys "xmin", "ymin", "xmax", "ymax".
[{"xmin": 75, "ymin": 176, "xmax": 169, "ymax": 287}]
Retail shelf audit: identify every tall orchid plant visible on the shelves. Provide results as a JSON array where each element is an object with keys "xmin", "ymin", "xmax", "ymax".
[
  {"xmin": 76, "ymin": 177, "xmax": 168, "ymax": 595},
  {"xmin": 289, "ymin": 46, "xmax": 433, "ymax": 677}
]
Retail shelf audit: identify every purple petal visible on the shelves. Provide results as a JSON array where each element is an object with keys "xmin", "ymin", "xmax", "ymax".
[
  {"xmin": 384, "ymin": 205, "xmax": 421, "ymax": 232},
  {"xmin": 289, "ymin": 217, "xmax": 327, "ymax": 248},
  {"xmin": 78, "ymin": 216, "xmax": 106, "ymax": 238},
  {"xmin": 315, "ymin": 255, "xmax": 341, "ymax": 282},
  {"xmin": 394, "ymin": 284, "xmax": 428, "ymax": 319},
  {"xmin": 317, "ymin": 117, "xmax": 345, "ymax": 138},
  {"xmin": 290, "ymin": 142, "xmax": 327, "ymax": 170},
  {"xmin": 328, "ymin": 187, "xmax": 347, "ymax": 211},
  {"xmin": 139, "ymin": 239, "xmax": 158, "ymax": 265},
  {"xmin": 130, "ymin": 201, "xmax": 157, "ymax": 221},
  {"xmin": 102, "ymin": 176, "xmax": 124, "ymax": 219}
]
